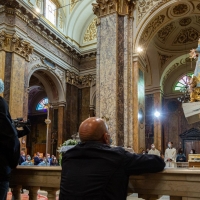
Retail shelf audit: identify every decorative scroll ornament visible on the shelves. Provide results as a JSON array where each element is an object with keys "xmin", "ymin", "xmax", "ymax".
[
  {"xmin": 70, "ymin": 0, "xmax": 78, "ymax": 12},
  {"xmin": 173, "ymin": 27, "xmax": 199, "ymax": 45},
  {"xmin": 0, "ymin": 31, "xmax": 33, "ymax": 61},
  {"xmin": 66, "ymin": 70, "xmax": 96, "ymax": 88},
  {"xmin": 140, "ymin": 15, "xmax": 165, "ymax": 46},
  {"xmin": 158, "ymin": 52, "xmax": 173, "ymax": 68},
  {"xmin": 173, "ymin": 4, "xmax": 188, "ymax": 15},
  {"xmin": 157, "ymin": 22, "xmax": 176, "ymax": 43},
  {"xmin": 83, "ymin": 18, "xmax": 97, "ymax": 43},
  {"xmin": 92, "ymin": 0, "xmax": 136, "ymax": 18}
]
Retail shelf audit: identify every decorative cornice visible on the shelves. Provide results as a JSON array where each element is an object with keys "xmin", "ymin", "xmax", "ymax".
[
  {"xmin": 92, "ymin": 0, "xmax": 136, "ymax": 18},
  {"xmin": 66, "ymin": 70, "xmax": 96, "ymax": 88},
  {"xmin": 0, "ymin": 31, "xmax": 33, "ymax": 61}
]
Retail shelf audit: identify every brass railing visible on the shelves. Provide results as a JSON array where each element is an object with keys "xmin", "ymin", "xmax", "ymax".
[{"xmin": 10, "ymin": 166, "xmax": 200, "ymax": 200}]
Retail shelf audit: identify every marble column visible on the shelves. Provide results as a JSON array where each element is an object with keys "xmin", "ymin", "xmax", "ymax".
[
  {"xmin": 58, "ymin": 104, "xmax": 65, "ymax": 147},
  {"xmin": 0, "ymin": 31, "xmax": 33, "ymax": 150},
  {"xmin": 153, "ymin": 92, "xmax": 162, "ymax": 151},
  {"xmin": 93, "ymin": 0, "xmax": 136, "ymax": 146}
]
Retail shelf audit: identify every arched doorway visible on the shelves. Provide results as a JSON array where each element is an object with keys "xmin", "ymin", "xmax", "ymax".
[
  {"xmin": 27, "ymin": 66, "xmax": 65, "ymax": 158},
  {"xmin": 134, "ymin": 1, "xmax": 200, "ymax": 150}
]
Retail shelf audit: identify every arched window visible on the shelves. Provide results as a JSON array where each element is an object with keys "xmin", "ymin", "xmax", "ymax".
[
  {"xmin": 174, "ymin": 73, "xmax": 193, "ymax": 91},
  {"xmin": 46, "ymin": 0, "xmax": 57, "ymax": 25},
  {"xmin": 36, "ymin": 98, "xmax": 49, "ymax": 111}
]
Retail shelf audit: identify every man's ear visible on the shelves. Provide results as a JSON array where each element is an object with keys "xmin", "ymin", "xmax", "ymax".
[{"xmin": 102, "ymin": 133, "xmax": 109, "ymax": 144}]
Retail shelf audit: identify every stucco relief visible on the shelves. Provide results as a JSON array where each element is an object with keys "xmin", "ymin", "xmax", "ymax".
[
  {"xmin": 66, "ymin": 70, "xmax": 96, "ymax": 88},
  {"xmin": 158, "ymin": 53, "xmax": 173, "ymax": 69},
  {"xmin": 0, "ymin": 31, "xmax": 33, "ymax": 61},
  {"xmin": 179, "ymin": 17, "xmax": 192, "ymax": 26},
  {"xmin": 157, "ymin": 22, "xmax": 176, "ymax": 43},
  {"xmin": 139, "ymin": 15, "xmax": 165, "ymax": 46},
  {"xmin": 83, "ymin": 18, "xmax": 97, "ymax": 43},
  {"xmin": 173, "ymin": 27, "xmax": 199, "ymax": 45},
  {"xmin": 162, "ymin": 58, "xmax": 188, "ymax": 88}
]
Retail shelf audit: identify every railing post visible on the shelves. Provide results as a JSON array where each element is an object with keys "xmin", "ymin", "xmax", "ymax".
[
  {"xmin": 41, "ymin": 187, "xmax": 59, "ymax": 200},
  {"xmin": 28, "ymin": 186, "xmax": 39, "ymax": 200},
  {"xmin": 11, "ymin": 185, "xmax": 22, "ymax": 200}
]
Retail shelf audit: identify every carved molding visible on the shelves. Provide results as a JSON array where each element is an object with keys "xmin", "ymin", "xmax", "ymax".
[
  {"xmin": 66, "ymin": 70, "xmax": 96, "ymax": 88},
  {"xmin": 0, "ymin": 31, "xmax": 33, "ymax": 61},
  {"xmin": 162, "ymin": 58, "xmax": 193, "ymax": 87},
  {"xmin": 139, "ymin": 15, "xmax": 165, "ymax": 46},
  {"xmin": 179, "ymin": 17, "xmax": 192, "ymax": 26},
  {"xmin": 173, "ymin": 27, "xmax": 199, "ymax": 45},
  {"xmin": 173, "ymin": 4, "xmax": 188, "ymax": 15},
  {"xmin": 31, "ymin": 62, "xmax": 64, "ymax": 83},
  {"xmin": 70, "ymin": 0, "xmax": 78, "ymax": 13},
  {"xmin": 158, "ymin": 52, "xmax": 173, "ymax": 68},
  {"xmin": 157, "ymin": 22, "xmax": 176, "ymax": 43},
  {"xmin": 137, "ymin": 0, "xmax": 170, "ymax": 24},
  {"xmin": 83, "ymin": 18, "xmax": 97, "ymax": 43},
  {"xmin": 92, "ymin": 0, "xmax": 136, "ymax": 18}
]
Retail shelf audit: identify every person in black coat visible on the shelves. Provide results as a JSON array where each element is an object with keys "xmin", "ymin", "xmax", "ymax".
[
  {"xmin": 59, "ymin": 117, "xmax": 165, "ymax": 200},
  {"xmin": 0, "ymin": 79, "xmax": 30, "ymax": 199},
  {"xmin": 0, "ymin": 93, "xmax": 20, "ymax": 200}
]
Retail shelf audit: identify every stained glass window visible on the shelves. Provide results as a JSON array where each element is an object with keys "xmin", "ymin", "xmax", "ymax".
[
  {"xmin": 174, "ymin": 73, "xmax": 193, "ymax": 91},
  {"xmin": 45, "ymin": 0, "xmax": 56, "ymax": 25},
  {"xmin": 36, "ymin": 98, "xmax": 48, "ymax": 111}
]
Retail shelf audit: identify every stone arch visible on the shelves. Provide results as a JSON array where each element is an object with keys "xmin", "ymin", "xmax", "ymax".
[
  {"xmin": 28, "ymin": 63, "xmax": 65, "ymax": 104},
  {"xmin": 134, "ymin": 0, "xmax": 196, "ymax": 51}
]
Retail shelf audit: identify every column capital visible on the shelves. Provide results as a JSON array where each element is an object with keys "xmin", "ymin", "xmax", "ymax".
[
  {"xmin": 92, "ymin": 0, "xmax": 136, "ymax": 18},
  {"xmin": 0, "ymin": 31, "xmax": 33, "ymax": 61}
]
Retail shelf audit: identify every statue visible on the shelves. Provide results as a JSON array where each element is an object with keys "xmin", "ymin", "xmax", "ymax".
[{"xmin": 188, "ymin": 38, "xmax": 200, "ymax": 102}]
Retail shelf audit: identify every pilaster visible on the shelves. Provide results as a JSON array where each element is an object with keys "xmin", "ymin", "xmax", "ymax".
[
  {"xmin": 93, "ymin": 0, "xmax": 136, "ymax": 146},
  {"xmin": 154, "ymin": 92, "xmax": 163, "ymax": 152},
  {"xmin": 58, "ymin": 103, "xmax": 65, "ymax": 147}
]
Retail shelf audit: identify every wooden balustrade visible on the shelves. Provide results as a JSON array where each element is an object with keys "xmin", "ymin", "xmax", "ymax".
[{"xmin": 10, "ymin": 166, "xmax": 200, "ymax": 200}]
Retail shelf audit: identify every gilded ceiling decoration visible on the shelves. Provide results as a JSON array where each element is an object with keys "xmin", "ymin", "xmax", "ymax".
[
  {"xmin": 179, "ymin": 17, "xmax": 192, "ymax": 26},
  {"xmin": 173, "ymin": 27, "xmax": 199, "ymax": 45},
  {"xmin": 139, "ymin": 15, "xmax": 165, "ymax": 46},
  {"xmin": 137, "ymin": 0, "xmax": 163, "ymax": 24},
  {"xmin": 157, "ymin": 22, "xmax": 175, "ymax": 43},
  {"xmin": 158, "ymin": 53, "xmax": 173, "ymax": 68},
  {"xmin": 173, "ymin": 4, "xmax": 188, "ymax": 15},
  {"xmin": 70, "ymin": 0, "xmax": 78, "ymax": 12},
  {"xmin": 83, "ymin": 18, "xmax": 97, "ymax": 43}
]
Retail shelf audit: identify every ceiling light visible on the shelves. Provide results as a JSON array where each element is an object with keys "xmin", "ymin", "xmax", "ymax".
[{"xmin": 137, "ymin": 47, "xmax": 143, "ymax": 53}]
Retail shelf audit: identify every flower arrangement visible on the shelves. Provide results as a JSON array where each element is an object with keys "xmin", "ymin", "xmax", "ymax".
[{"xmin": 57, "ymin": 139, "xmax": 78, "ymax": 165}]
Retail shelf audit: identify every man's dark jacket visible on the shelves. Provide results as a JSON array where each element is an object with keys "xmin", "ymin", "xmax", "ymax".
[
  {"xmin": 0, "ymin": 96, "xmax": 20, "ymax": 181},
  {"xmin": 59, "ymin": 142, "xmax": 165, "ymax": 200}
]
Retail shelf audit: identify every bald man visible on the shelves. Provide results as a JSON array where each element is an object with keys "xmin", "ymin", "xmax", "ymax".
[{"xmin": 59, "ymin": 117, "xmax": 165, "ymax": 200}]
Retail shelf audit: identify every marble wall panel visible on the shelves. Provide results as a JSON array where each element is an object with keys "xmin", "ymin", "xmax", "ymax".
[
  {"xmin": 65, "ymin": 83, "xmax": 79, "ymax": 139},
  {"xmin": 4, "ymin": 53, "xmax": 12, "ymax": 104},
  {"xmin": 98, "ymin": 14, "xmax": 118, "ymax": 144},
  {"xmin": 117, "ymin": 16, "xmax": 124, "ymax": 146},
  {"xmin": 27, "ymin": 28, "xmax": 72, "ymax": 65},
  {"xmin": 80, "ymin": 59, "xmax": 96, "ymax": 71},
  {"xmin": 145, "ymin": 94, "xmax": 154, "ymax": 149},
  {"xmin": 9, "ymin": 53, "xmax": 25, "ymax": 118},
  {"xmin": 0, "ymin": 51, "xmax": 5, "ymax": 97},
  {"xmin": 138, "ymin": 68, "xmax": 145, "ymax": 150},
  {"xmin": 80, "ymin": 87, "xmax": 90, "ymax": 122}
]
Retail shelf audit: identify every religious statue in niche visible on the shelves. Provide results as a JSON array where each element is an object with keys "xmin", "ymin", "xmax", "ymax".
[{"xmin": 188, "ymin": 41, "xmax": 200, "ymax": 102}]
